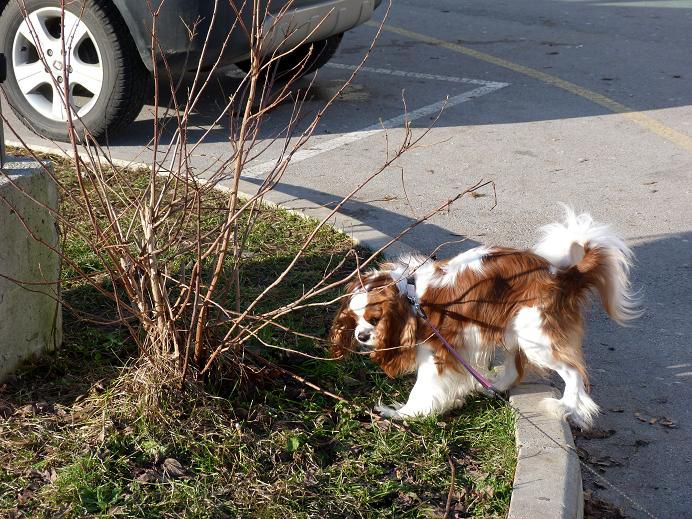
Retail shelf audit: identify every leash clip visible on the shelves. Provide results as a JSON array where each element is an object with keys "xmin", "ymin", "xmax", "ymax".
[{"xmin": 405, "ymin": 276, "xmax": 425, "ymax": 318}]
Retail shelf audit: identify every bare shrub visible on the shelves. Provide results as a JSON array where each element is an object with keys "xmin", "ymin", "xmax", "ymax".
[{"xmin": 1, "ymin": 0, "xmax": 492, "ymax": 407}]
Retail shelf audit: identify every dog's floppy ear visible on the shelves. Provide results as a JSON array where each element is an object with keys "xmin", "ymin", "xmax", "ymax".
[
  {"xmin": 399, "ymin": 312, "xmax": 417, "ymax": 350},
  {"xmin": 377, "ymin": 296, "xmax": 417, "ymax": 378},
  {"xmin": 329, "ymin": 282, "xmax": 358, "ymax": 358}
]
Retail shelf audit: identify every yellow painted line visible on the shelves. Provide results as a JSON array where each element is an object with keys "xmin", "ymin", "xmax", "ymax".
[{"xmin": 369, "ymin": 21, "xmax": 692, "ymax": 153}]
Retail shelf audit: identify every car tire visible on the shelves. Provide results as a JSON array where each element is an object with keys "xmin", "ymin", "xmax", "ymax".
[
  {"xmin": 236, "ymin": 33, "xmax": 343, "ymax": 81},
  {"xmin": 0, "ymin": 0, "xmax": 148, "ymax": 141}
]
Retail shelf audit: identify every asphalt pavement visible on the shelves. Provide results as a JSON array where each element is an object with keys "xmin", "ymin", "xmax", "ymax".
[{"xmin": 3, "ymin": 0, "xmax": 691, "ymax": 516}]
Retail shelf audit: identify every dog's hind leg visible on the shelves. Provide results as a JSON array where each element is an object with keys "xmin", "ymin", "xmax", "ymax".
[
  {"xmin": 511, "ymin": 307, "xmax": 600, "ymax": 429},
  {"xmin": 549, "ymin": 363, "xmax": 600, "ymax": 429}
]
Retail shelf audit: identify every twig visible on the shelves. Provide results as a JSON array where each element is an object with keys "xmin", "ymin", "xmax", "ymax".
[
  {"xmin": 245, "ymin": 349, "xmax": 416, "ymax": 435},
  {"xmin": 445, "ymin": 455, "xmax": 457, "ymax": 518}
]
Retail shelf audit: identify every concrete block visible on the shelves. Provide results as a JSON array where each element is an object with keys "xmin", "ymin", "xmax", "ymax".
[
  {"xmin": 508, "ymin": 384, "xmax": 583, "ymax": 519},
  {"xmin": 0, "ymin": 156, "xmax": 61, "ymax": 380}
]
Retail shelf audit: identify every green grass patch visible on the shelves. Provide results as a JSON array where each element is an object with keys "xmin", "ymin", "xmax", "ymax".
[{"xmin": 0, "ymin": 151, "xmax": 516, "ymax": 517}]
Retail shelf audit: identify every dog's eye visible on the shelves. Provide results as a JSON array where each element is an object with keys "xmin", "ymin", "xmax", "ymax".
[{"xmin": 367, "ymin": 317, "xmax": 380, "ymax": 326}]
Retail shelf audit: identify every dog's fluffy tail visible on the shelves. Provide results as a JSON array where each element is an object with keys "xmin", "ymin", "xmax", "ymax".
[{"xmin": 533, "ymin": 206, "xmax": 641, "ymax": 324}]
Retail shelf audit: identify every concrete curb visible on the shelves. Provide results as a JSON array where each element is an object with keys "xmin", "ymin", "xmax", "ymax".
[
  {"xmin": 508, "ymin": 384, "xmax": 584, "ymax": 519},
  {"xmin": 8, "ymin": 142, "xmax": 583, "ymax": 517}
]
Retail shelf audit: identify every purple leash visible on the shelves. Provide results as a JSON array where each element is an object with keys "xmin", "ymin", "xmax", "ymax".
[{"xmin": 405, "ymin": 279, "xmax": 497, "ymax": 393}]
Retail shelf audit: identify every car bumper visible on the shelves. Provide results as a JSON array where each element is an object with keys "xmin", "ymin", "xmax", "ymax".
[
  {"xmin": 115, "ymin": 0, "xmax": 376, "ymax": 74},
  {"xmin": 260, "ymin": 0, "xmax": 375, "ymax": 57}
]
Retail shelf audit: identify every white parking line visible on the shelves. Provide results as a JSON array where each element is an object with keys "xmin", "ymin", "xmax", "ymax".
[
  {"xmin": 325, "ymin": 62, "xmax": 508, "ymax": 88},
  {"xmin": 242, "ymin": 81, "xmax": 508, "ymax": 179}
]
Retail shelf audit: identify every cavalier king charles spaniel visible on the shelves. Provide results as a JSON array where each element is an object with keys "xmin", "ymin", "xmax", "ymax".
[{"xmin": 330, "ymin": 208, "xmax": 640, "ymax": 429}]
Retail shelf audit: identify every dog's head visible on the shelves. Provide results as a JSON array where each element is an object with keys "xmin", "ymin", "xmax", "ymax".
[{"xmin": 330, "ymin": 272, "xmax": 418, "ymax": 377}]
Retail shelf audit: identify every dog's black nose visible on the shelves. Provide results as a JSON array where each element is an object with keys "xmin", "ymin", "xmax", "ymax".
[{"xmin": 357, "ymin": 331, "xmax": 370, "ymax": 343}]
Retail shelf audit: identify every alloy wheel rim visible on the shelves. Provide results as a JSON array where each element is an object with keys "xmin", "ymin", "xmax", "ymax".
[{"xmin": 12, "ymin": 7, "xmax": 104, "ymax": 122}]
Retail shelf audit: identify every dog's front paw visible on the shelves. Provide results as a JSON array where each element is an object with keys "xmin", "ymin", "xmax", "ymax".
[{"xmin": 374, "ymin": 401, "xmax": 404, "ymax": 419}]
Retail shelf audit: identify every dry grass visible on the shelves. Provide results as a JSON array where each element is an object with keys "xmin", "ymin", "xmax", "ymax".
[{"xmin": 0, "ymin": 154, "xmax": 516, "ymax": 518}]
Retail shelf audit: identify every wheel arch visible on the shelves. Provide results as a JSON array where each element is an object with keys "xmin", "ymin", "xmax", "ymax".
[{"xmin": 110, "ymin": 0, "xmax": 155, "ymax": 71}]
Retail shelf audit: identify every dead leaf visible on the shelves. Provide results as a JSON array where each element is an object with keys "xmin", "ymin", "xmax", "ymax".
[
  {"xmin": 34, "ymin": 401, "xmax": 52, "ymax": 414},
  {"xmin": 0, "ymin": 400, "xmax": 13, "ymax": 418},
  {"xmin": 584, "ymin": 491, "xmax": 625, "ymax": 518},
  {"xmin": 136, "ymin": 469, "xmax": 160, "ymax": 483},
  {"xmin": 54, "ymin": 404, "xmax": 68, "ymax": 419},
  {"xmin": 634, "ymin": 411, "xmax": 677, "ymax": 429},
  {"xmin": 15, "ymin": 404, "xmax": 35, "ymax": 417},
  {"xmin": 17, "ymin": 487, "xmax": 34, "ymax": 505},
  {"xmin": 591, "ymin": 456, "xmax": 621, "ymax": 468},
  {"xmin": 397, "ymin": 491, "xmax": 420, "ymax": 506},
  {"xmin": 162, "ymin": 458, "xmax": 186, "ymax": 479},
  {"xmin": 31, "ymin": 468, "xmax": 58, "ymax": 484},
  {"xmin": 660, "ymin": 417, "xmax": 677, "ymax": 429},
  {"xmin": 576, "ymin": 446, "xmax": 590, "ymax": 460},
  {"xmin": 573, "ymin": 428, "xmax": 616, "ymax": 440}
]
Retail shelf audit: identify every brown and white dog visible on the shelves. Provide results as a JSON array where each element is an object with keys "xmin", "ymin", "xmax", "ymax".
[{"xmin": 330, "ymin": 208, "xmax": 640, "ymax": 429}]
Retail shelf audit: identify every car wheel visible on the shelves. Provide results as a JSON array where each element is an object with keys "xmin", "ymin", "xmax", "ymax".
[
  {"xmin": 0, "ymin": 0, "xmax": 148, "ymax": 141},
  {"xmin": 236, "ymin": 33, "xmax": 343, "ymax": 81}
]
